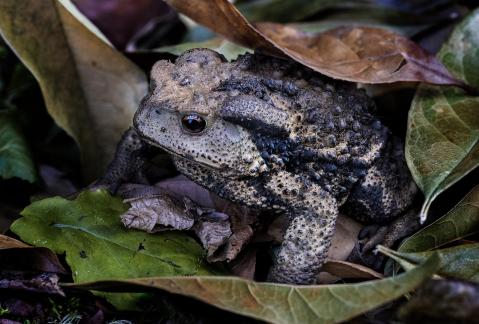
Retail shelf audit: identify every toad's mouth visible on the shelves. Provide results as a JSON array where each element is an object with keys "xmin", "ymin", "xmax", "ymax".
[{"xmin": 140, "ymin": 135, "xmax": 230, "ymax": 172}]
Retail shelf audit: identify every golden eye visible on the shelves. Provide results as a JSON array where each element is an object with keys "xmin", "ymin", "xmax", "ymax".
[{"xmin": 181, "ymin": 114, "xmax": 206, "ymax": 133}]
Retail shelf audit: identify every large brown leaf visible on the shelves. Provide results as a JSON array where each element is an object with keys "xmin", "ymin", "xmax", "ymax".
[
  {"xmin": 165, "ymin": 0, "xmax": 464, "ymax": 86},
  {"xmin": 69, "ymin": 253, "xmax": 440, "ymax": 324}
]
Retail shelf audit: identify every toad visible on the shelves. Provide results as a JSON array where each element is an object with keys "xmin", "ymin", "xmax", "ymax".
[{"xmin": 100, "ymin": 49, "xmax": 418, "ymax": 284}]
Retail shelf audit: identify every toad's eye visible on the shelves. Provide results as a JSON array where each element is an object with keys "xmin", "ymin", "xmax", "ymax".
[{"xmin": 181, "ymin": 114, "xmax": 206, "ymax": 133}]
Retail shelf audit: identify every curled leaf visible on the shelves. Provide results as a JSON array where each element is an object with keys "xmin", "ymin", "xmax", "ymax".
[
  {"xmin": 119, "ymin": 181, "xmax": 252, "ymax": 263},
  {"xmin": 165, "ymin": 0, "xmax": 464, "ymax": 86},
  {"xmin": 121, "ymin": 194, "xmax": 195, "ymax": 232}
]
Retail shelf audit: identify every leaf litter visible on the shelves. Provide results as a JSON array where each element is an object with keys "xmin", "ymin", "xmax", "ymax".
[
  {"xmin": 165, "ymin": 0, "xmax": 466, "ymax": 87},
  {"xmin": 1, "ymin": 0, "xmax": 479, "ymax": 322}
]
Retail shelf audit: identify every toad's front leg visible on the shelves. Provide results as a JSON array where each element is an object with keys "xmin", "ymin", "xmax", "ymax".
[
  {"xmin": 96, "ymin": 127, "xmax": 158, "ymax": 193},
  {"xmin": 265, "ymin": 171, "xmax": 338, "ymax": 284}
]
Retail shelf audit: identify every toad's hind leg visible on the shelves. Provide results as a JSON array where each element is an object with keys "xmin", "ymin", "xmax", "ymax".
[
  {"xmin": 265, "ymin": 171, "xmax": 338, "ymax": 284},
  {"xmin": 343, "ymin": 138, "xmax": 419, "ymax": 266},
  {"xmin": 343, "ymin": 137, "xmax": 418, "ymax": 224}
]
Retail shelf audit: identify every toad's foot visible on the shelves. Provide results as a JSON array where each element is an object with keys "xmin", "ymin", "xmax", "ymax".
[{"xmin": 350, "ymin": 209, "xmax": 421, "ymax": 269}]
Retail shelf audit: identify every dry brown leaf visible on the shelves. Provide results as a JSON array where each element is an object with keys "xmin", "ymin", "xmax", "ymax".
[
  {"xmin": 229, "ymin": 248, "xmax": 257, "ymax": 280},
  {"xmin": 328, "ymin": 213, "xmax": 362, "ymax": 261},
  {"xmin": 0, "ymin": 235, "xmax": 28, "ymax": 249},
  {"xmin": 0, "ymin": 235, "xmax": 67, "ymax": 274},
  {"xmin": 208, "ymin": 203, "xmax": 257, "ymax": 262},
  {"xmin": 193, "ymin": 217, "xmax": 232, "ymax": 260},
  {"xmin": 121, "ymin": 194, "xmax": 194, "ymax": 232},
  {"xmin": 165, "ymin": 0, "xmax": 464, "ymax": 86},
  {"xmin": 322, "ymin": 260, "xmax": 383, "ymax": 280},
  {"xmin": 118, "ymin": 179, "xmax": 261, "ymax": 263}
]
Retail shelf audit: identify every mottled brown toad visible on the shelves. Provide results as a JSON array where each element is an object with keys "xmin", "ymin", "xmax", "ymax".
[{"xmin": 101, "ymin": 49, "xmax": 418, "ymax": 284}]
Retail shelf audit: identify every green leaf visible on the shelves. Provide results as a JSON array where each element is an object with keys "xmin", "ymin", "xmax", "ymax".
[
  {"xmin": 0, "ymin": 111, "xmax": 36, "ymax": 182},
  {"xmin": 0, "ymin": 0, "xmax": 148, "ymax": 180},
  {"xmin": 399, "ymin": 185, "xmax": 479, "ymax": 253},
  {"xmin": 11, "ymin": 190, "xmax": 221, "ymax": 310},
  {"xmin": 380, "ymin": 244, "xmax": 479, "ymax": 283},
  {"xmin": 405, "ymin": 9, "xmax": 479, "ymax": 221},
  {"xmin": 154, "ymin": 38, "xmax": 251, "ymax": 61},
  {"xmin": 70, "ymin": 254, "xmax": 440, "ymax": 324},
  {"xmin": 437, "ymin": 12, "xmax": 479, "ymax": 89}
]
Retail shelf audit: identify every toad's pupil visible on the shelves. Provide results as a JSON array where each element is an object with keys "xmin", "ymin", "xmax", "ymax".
[{"xmin": 181, "ymin": 114, "xmax": 206, "ymax": 133}]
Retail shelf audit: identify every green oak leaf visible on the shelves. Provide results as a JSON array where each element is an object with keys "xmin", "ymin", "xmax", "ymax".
[
  {"xmin": 11, "ymin": 190, "xmax": 221, "ymax": 310},
  {"xmin": 70, "ymin": 254, "xmax": 440, "ymax": 324},
  {"xmin": 0, "ymin": 111, "xmax": 36, "ymax": 182},
  {"xmin": 406, "ymin": 9, "xmax": 479, "ymax": 221}
]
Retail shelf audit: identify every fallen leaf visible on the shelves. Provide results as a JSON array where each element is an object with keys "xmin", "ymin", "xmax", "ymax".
[
  {"xmin": 236, "ymin": 0, "xmax": 459, "ymax": 24},
  {"xmin": 73, "ymin": 0, "xmax": 180, "ymax": 49},
  {"xmin": 229, "ymin": 247, "xmax": 257, "ymax": 280},
  {"xmin": 121, "ymin": 194, "xmax": 194, "ymax": 232},
  {"xmin": 0, "ymin": 234, "xmax": 28, "ymax": 248},
  {"xmin": 380, "ymin": 244, "xmax": 479, "ymax": 282},
  {"xmin": 399, "ymin": 279, "xmax": 479, "ymax": 323},
  {"xmin": 165, "ymin": 0, "xmax": 464, "ymax": 86},
  {"xmin": 405, "ymin": 9, "xmax": 479, "ymax": 221},
  {"xmin": 0, "ymin": 235, "xmax": 66, "ymax": 274},
  {"xmin": 327, "ymin": 213, "xmax": 362, "ymax": 261},
  {"xmin": 399, "ymin": 185, "xmax": 479, "ymax": 253},
  {"xmin": 153, "ymin": 38, "xmax": 251, "ymax": 61},
  {"xmin": 0, "ymin": 0, "xmax": 148, "ymax": 180},
  {"xmin": 210, "ymin": 202, "xmax": 256, "ymax": 262},
  {"xmin": 193, "ymin": 216, "xmax": 232, "ymax": 260},
  {"xmin": 10, "ymin": 190, "xmax": 222, "ymax": 310},
  {"xmin": 0, "ymin": 272, "xmax": 64, "ymax": 296},
  {"xmin": 0, "ymin": 111, "xmax": 36, "ymax": 183},
  {"xmin": 69, "ymin": 253, "xmax": 440, "ymax": 324},
  {"xmin": 321, "ymin": 260, "xmax": 383, "ymax": 280},
  {"xmin": 437, "ymin": 11, "xmax": 479, "ymax": 89},
  {"xmin": 237, "ymin": 0, "xmax": 347, "ymax": 22},
  {"xmin": 119, "ymin": 182, "xmax": 251, "ymax": 263}
]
